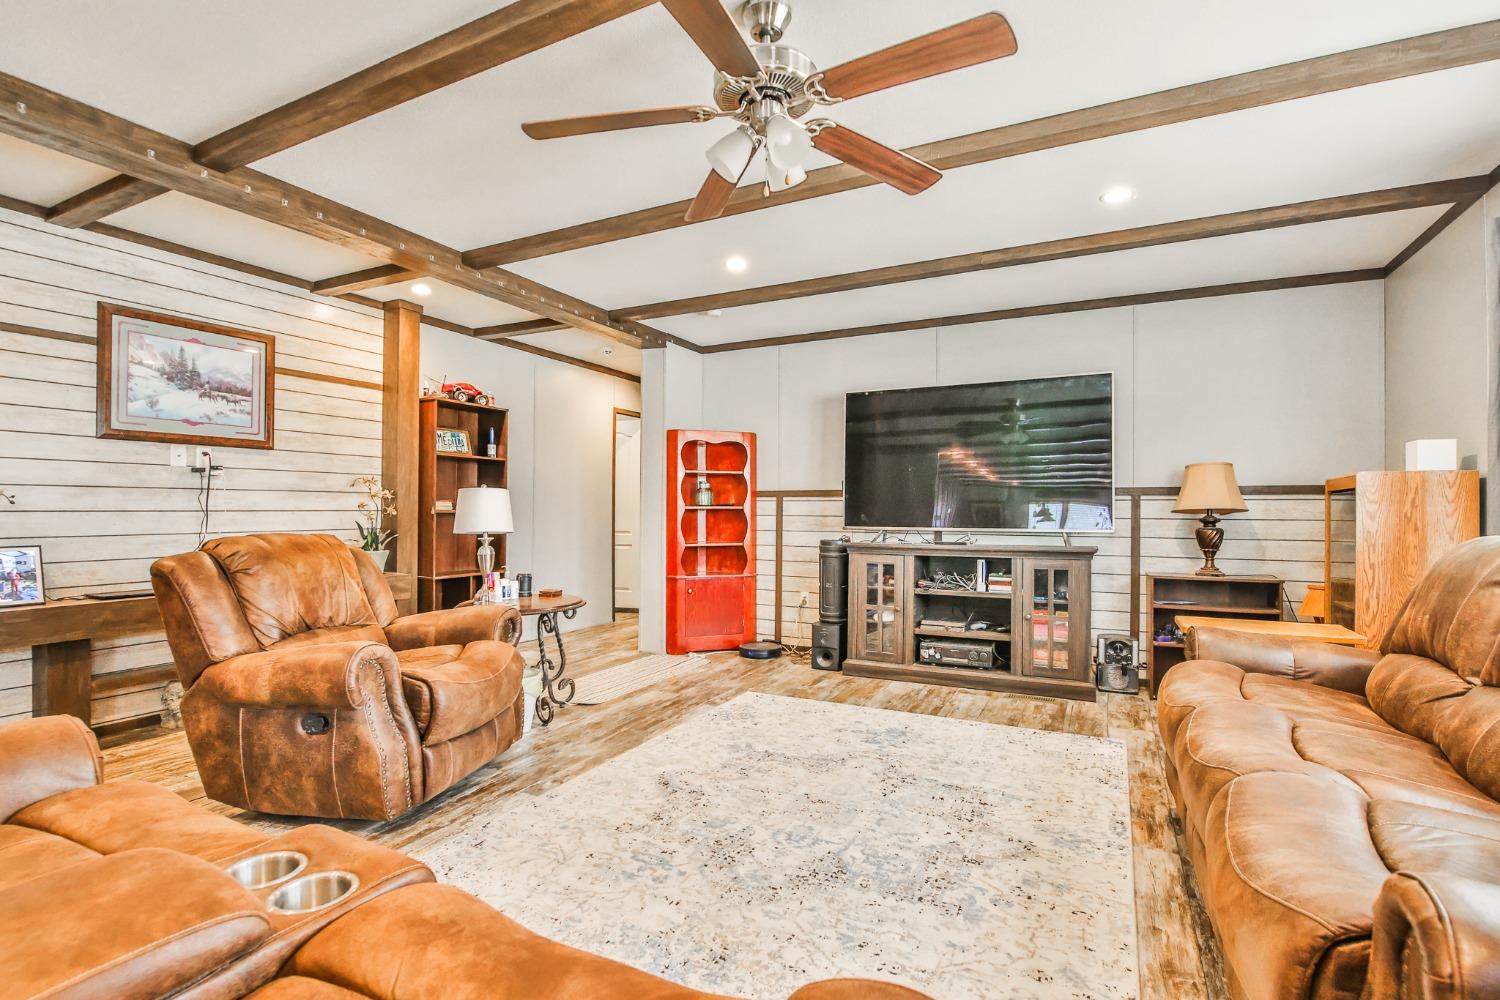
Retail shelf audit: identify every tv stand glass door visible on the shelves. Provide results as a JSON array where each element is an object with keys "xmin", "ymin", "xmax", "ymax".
[{"xmin": 852, "ymin": 552, "xmax": 905, "ymax": 664}]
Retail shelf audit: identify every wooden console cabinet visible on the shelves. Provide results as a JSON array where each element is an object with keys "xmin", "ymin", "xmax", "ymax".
[{"xmin": 841, "ymin": 542, "xmax": 1095, "ymax": 701}]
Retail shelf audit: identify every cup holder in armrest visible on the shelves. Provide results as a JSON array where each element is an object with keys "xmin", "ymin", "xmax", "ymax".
[
  {"xmin": 225, "ymin": 851, "xmax": 308, "ymax": 890},
  {"xmin": 266, "ymin": 871, "xmax": 360, "ymax": 914}
]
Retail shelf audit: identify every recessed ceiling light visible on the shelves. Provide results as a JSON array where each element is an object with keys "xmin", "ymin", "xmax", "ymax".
[
  {"xmin": 1099, "ymin": 185, "xmax": 1136, "ymax": 206},
  {"xmin": 410, "ymin": 282, "xmax": 433, "ymax": 296},
  {"xmin": 724, "ymin": 255, "xmax": 748, "ymax": 274}
]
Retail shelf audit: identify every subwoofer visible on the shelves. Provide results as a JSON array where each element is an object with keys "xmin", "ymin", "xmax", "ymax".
[
  {"xmin": 813, "ymin": 540, "xmax": 849, "ymax": 671},
  {"xmin": 811, "ymin": 622, "xmax": 845, "ymax": 671},
  {"xmin": 1094, "ymin": 633, "xmax": 1141, "ymax": 694}
]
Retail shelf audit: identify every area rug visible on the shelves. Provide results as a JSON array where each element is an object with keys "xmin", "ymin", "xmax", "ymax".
[
  {"xmin": 413, "ymin": 692, "xmax": 1137, "ymax": 999},
  {"xmin": 570, "ymin": 652, "xmax": 708, "ymax": 705}
]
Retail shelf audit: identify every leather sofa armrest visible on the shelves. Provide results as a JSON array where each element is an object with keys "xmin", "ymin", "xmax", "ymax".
[
  {"xmin": 1185, "ymin": 627, "xmax": 1381, "ymax": 695},
  {"xmin": 385, "ymin": 604, "xmax": 522, "ymax": 650},
  {"xmin": 1367, "ymin": 871, "xmax": 1500, "ymax": 1000},
  {"xmin": 0, "ymin": 715, "xmax": 102, "ymax": 822},
  {"xmin": 193, "ymin": 641, "xmax": 400, "ymax": 709},
  {"xmin": 0, "ymin": 847, "xmax": 272, "ymax": 1000}
]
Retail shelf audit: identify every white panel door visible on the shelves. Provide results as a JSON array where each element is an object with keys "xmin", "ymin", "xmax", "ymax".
[{"xmin": 614, "ymin": 414, "xmax": 642, "ymax": 610}]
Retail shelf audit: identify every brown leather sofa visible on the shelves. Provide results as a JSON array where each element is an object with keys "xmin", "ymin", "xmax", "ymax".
[
  {"xmin": 0, "ymin": 715, "xmax": 929, "ymax": 1000},
  {"xmin": 151, "ymin": 533, "xmax": 527, "ymax": 821},
  {"xmin": 1158, "ymin": 537, "xmax": 1500, "ymax": 1000}
]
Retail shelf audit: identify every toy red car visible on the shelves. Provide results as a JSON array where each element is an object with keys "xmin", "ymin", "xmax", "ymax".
[{"xmin": 441, "ymin": 382, "xmax": 491, "ymax": 406}]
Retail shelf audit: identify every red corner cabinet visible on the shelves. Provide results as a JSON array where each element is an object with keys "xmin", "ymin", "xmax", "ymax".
[{"xmin": 667, "ymin": 429, "xmax": 756, "ymax": 654}]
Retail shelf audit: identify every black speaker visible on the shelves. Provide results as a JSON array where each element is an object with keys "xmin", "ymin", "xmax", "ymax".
[
  {"xmin": 818, "ymin": 539, "xmax": 848, "ymax": 623},
  {"xmin": 1094, "ymin": 633, "xmax": 1141, "ymax": 694},
  {"xmin": 811, "ymin": 622, "xmax": 845, "ymax": 671}
]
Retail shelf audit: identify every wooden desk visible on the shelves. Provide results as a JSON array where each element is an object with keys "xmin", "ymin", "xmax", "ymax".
[
  {"xmin": 1174, "ymin": 615, "xmax": 1366, "ymax": 647},
  {"xmin": 0, "ymin": 573, "xmax": 415, "ymax": 727}
]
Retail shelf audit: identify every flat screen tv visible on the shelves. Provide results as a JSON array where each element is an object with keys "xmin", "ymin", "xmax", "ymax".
[{"xmin": 844, "ymin": 373, "xmax": 1114, "ymax": 533}]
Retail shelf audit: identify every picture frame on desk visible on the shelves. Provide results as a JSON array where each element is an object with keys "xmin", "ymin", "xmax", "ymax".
[
  {"xmin": 0, "ymin": 545, "xmax": 44, "ymax": 608},
  {"xmin": 436, "ymin": 428, "xmax": 472, "ymax": 454},
  {"xmin": 96, "ymin": 303, "xmax": 275, "ymax": 449}
]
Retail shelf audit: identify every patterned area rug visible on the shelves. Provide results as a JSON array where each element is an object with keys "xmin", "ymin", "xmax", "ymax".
[
  {"xmin": 414, "ymin": 693, "xmax": 1137, "ymax": 999},
  {"xmin": 571, "ymin": 652, "xmax": 708, "ymax": 705}
]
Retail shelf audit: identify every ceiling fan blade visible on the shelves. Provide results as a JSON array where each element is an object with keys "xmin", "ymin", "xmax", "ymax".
[
  {"xmin": 684, "ymin": 169, "xmax": 739, "ymax": 222},
  {"xmin": 812, "ymin": 125, "xmax": 941, "ymax": 195},
  {"xmin": 816, "ymin": 13, "xmax": 1017, "ymax": 101},
  {"xmin": 522, "ymin": 105, "xmax": 715, "ymax": 140},
  {"xmin": 662, "ymin": 0, "xmax": 763, "ymax": 79}
]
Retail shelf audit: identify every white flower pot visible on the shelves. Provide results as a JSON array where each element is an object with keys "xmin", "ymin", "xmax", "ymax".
[{"xmin": 366, "ymin": 549, "xmax": 390, "ymax": 571}]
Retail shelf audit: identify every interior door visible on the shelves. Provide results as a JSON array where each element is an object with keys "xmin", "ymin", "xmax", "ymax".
[
  {"xmin": 850, "ymin": 553, "xmax": 905, "ymax": 664},
  {"xmin": 613, "ymin": 413, "xmax": 641, "ymax": 611}
]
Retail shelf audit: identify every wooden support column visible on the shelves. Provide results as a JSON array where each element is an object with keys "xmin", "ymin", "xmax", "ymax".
[{"xmin": 383, "ymin": 299, "xmax": 421, "ymax": 613}]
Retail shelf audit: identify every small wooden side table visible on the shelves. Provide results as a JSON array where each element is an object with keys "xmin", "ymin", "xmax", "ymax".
[
  {"xmin": 1174, "ymin": 615, "xmax": 1367, "ymax": 647},
  {"xmin": 515, "ymin": 594, "xmax": 587, "ymax": 725}
]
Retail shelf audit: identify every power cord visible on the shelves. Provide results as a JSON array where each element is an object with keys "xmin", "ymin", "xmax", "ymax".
[
  {"xmin": 780, "ymin": 593, "xmax": 812, "ymax": 661},
  {"xmin": 191, "ymin": 449, "xmax": 225, "ymax": 546}
]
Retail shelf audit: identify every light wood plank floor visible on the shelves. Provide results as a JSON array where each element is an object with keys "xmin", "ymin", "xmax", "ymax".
[{"xmin": 102, "ymin": 615, "xmax": 1228, "ymax": 1000}]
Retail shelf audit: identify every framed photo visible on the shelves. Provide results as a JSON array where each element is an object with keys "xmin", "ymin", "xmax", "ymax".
[
  {"xmin": 0, "ymin": 546, "xmax": 44, "ymax": 608},
  {"xmin": 436, "ymin": 428, "xmax": 472, "ymax": 454},
  {"xmin": 97, "ymin": 303, "xmax": 275, "ymax": 449}
]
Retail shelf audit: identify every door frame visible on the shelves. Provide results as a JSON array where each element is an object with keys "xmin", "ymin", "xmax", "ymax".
[{"xmin": 611, "ymin": 407, "xmax": 642, "ymax": 622}]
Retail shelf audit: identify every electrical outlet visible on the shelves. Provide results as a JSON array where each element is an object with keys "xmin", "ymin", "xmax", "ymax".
[{"xmin": 169, "ymin": 445, "xmax": 188, "ymax": 467}]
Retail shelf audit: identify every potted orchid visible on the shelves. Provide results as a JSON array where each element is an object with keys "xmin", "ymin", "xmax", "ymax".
[{"xmin": 351, "ymin": 475, "xmax": 396, "ymax": 570}]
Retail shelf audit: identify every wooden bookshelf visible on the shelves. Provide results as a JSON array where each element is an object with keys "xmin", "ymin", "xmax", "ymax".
[
  {"xmin": 666, "ymin": 429, "xmax": 756, "ymax": 653},
  {"xmin": 1146, "ymin": 573, "xmax": 1282, "ymax": 694},
  {"xmin": 418, "ymin": 396, "xmax": 508, "ymax": 612}
]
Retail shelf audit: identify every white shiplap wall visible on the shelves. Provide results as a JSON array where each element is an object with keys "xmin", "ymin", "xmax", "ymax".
[
  {"xmin": 756, "ymin": 493, "xmax": 1343, "ymax": 648},
  {"xmin": 0, "ymin": 207, "xmax": 384, "ymax": 726}
]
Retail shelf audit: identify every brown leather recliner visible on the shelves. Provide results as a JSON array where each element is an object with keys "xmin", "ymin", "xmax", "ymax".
[
  {"xmin": 151, "ymin": 533, "xmax": 527, "ymax": 820},
  {"xmin": 1158, "ymin": 536, "xmax": 1500, "ymax": 1000}
]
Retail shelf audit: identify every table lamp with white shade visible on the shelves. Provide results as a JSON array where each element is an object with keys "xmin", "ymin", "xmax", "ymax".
[
  {"xmin": 1173, "ymin": 462, "xmax": 1248, "ymax": 576},
  {"xmin": 454, "ymin": 486, "xmax": 513, "ymax": 602}
]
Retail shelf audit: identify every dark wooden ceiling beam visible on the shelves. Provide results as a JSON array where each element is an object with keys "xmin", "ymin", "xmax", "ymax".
[
  {"xmin": 41, "ymin": 0, "xmax": 657, "ymax": 227},
  {"xmin": 615, "ymin": 176, "xmax": 1487, "ymax": 319},
  {"xmin": 0, "ymin": 191, "xmax": 644, "ymax": 381},
  {"xmin": 0, "ymin": 69, "xmax": 667, "ymax": 349},
  {"xmin": 312, "ymin": 264, "xmax": 421, "ymax": 295},
  {"xmin": 474, "ymin": 318, "xmax": 571, "ymax": 339},
  {"xmin": 463, "ymin": 19, "xmax": 1500, "ymax": 268},
  {"xmin": 46, "ymin": 175, "xmax": 166, "ymax": 227},
  {"xmin": 1384, "ymin": 162, "xmax": 1500, "ymax": 275},
  {"xmin": 698, "ymin": 270, "xmax": 1385, "ymax": 353}
]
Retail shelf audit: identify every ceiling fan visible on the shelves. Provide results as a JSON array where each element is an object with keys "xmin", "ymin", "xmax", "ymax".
[{"xmin": 522, "ymin": 0, "xmax": 1017, "ymax": 222}]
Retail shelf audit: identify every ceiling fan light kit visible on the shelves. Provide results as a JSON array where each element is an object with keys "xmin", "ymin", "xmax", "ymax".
[{"xmin": 520, "ymin": 0, "xmax": 1017, "ymax": 222}]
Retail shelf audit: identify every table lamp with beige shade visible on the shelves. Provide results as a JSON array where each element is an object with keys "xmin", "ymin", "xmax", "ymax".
[
  {"xmin": 454, "ymin": 485, "xmax": 513, "ymax": 603},
  {"xmin": 1173, "ymin": 462, "xmax": 1248, "ymax": 576}
]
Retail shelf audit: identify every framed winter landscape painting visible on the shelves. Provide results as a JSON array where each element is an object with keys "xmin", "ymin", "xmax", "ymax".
[{"xmin": 96, "ymin": 304, "xmax": 275, "ymax": 449}]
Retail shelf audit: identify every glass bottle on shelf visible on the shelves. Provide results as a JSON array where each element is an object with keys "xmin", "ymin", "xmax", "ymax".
[{"xmin": 693, "ymin": 476, "xmax": 714, "ymax": 506}]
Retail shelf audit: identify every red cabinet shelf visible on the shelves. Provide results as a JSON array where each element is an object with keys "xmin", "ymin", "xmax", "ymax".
[{"xmin": 667, "ymin": 429, "xmax": 756, "ymax": 654}]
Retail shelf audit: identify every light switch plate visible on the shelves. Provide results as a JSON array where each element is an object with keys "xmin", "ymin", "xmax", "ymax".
[{"xmin": 169, "ymin": 445, "xmax": 188, "ymax": 467}]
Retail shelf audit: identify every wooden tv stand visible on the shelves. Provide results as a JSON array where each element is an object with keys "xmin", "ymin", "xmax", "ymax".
[{"xmin": 842, "ymin": 542, "xmax": 1096, "ymax": 702}]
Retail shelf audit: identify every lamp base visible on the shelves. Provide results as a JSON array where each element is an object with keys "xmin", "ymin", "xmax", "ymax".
[{"xmin": 1193, "ymin": 511, "xmax": 1226, "ymax": 576}]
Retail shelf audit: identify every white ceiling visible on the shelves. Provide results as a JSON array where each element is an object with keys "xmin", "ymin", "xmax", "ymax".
[{"xmin": 0, "ymin": 0, "xmax": 1497, "ymax": 359}]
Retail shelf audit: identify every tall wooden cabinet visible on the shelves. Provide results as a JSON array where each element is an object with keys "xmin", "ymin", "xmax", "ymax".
[
  {"xmin": 417, "ymin": 397, "xmax": 508, "ymax": 612},
  {"xmin": 1324, "ymin": 470, "xmax": 1480, "ymax": 645},
  {"xmin": 843, "ymin": 542, "xmax": 1095, "ymax": 701},
  {"xmin": 666, "ymin": 429, "xmax": 756, "ymax": 653}
]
